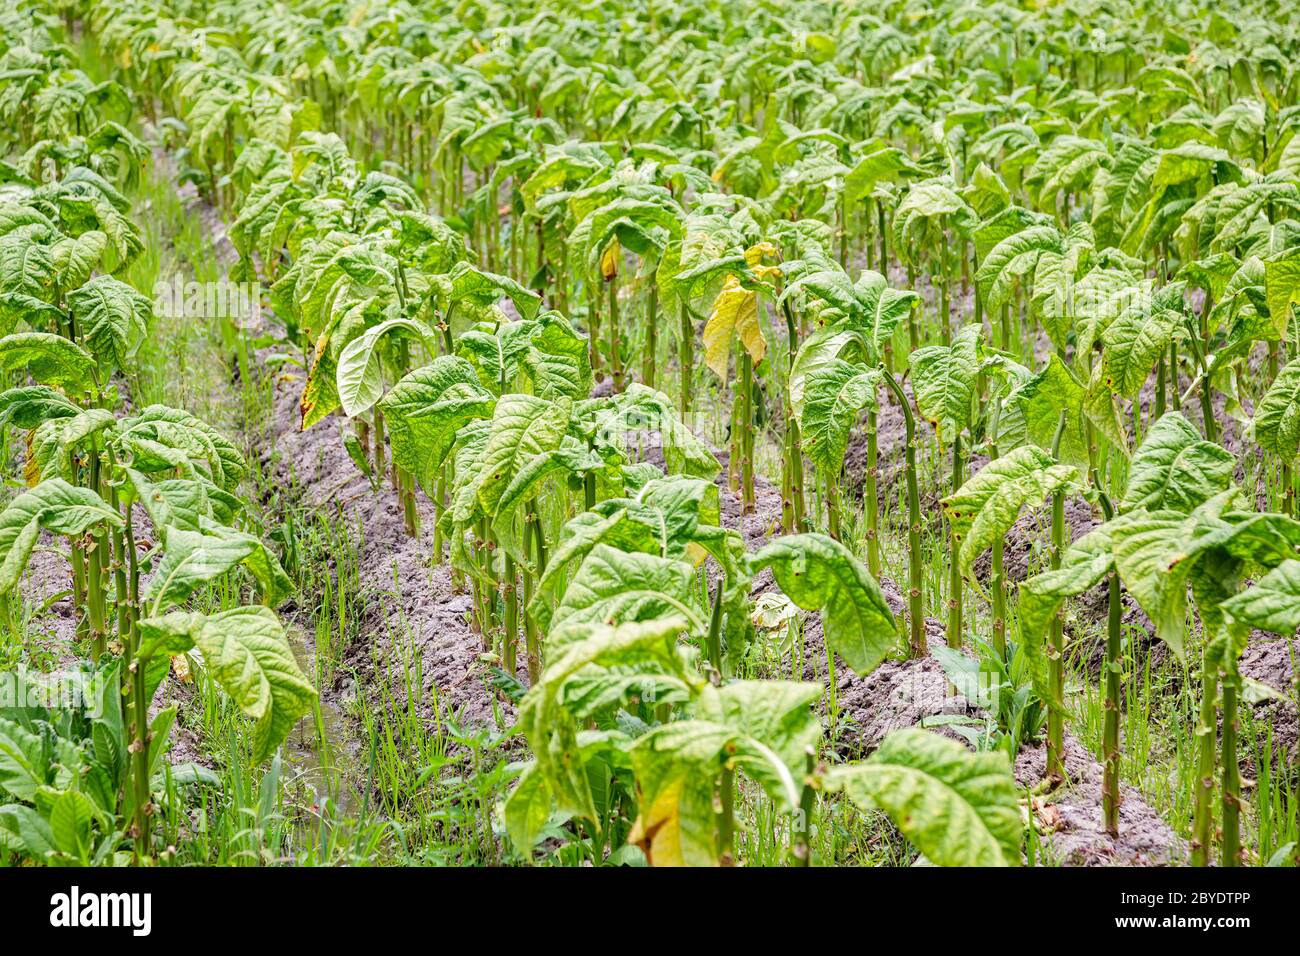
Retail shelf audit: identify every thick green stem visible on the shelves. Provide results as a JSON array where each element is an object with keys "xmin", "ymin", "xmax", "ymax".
[
  {"xmin": 865, "ymin": 406, "xmax": 880, "ymax": 577},
  {"xmin": 400, "ymin": 468, "xmax": 418, "ymax": 537},
  {"xmin": 502, "ymin": 553, "xmax": 517, "ymax": 679},
  {"xmin": 791, "ymin": 747, "xmax": 817, "ymax": 866},
  {"xmin": 525, "ymin": 499, "xmax": 547, "ymax": 683},
  {"xmin": 643, "ymin": 279, "xmax": 658, "ymax": 389},
  {"xmin": 1191, "ymin": 646, "xmax": 1218, "ymax": 866},
  {"xmin": 1153, "ymin": 352, "xmax": 1167, "ymax": 421},
  {"xmin": 678, "ymin": 298, "xmax": 693, "ymax": 419},
  {"xmin": 607, "ymin": 275, "xmax": 622, "ymax": 392},
  {"xmin": 882, "ymin": 368, "xmax": 924, "ymax": 657},
  {"xmin": 739, "ymin": 349, "xmax": 755, "ymax": 513},
  {"xmin": 124, "ymin": 508, "xmax": 150, "ymax": 861},
  {"xmin": 432, "ymin": 473, "xmax": 446, "ymax": 568},
  {"xmin": 1096, "ymin": 489, "xmax": 1122, "ymax": 836},
  {"xmin": 705, "ymin": 577, "xmax": 724, "ymax": 676},
  {"xmin": 372, "ymin": 405, "xmax": 386, "ymax": 483},
  {"xmin": 1046, "ymin": 411, "xmax": 1068, "ymax": 783},
  {"xmin": 945, "ymin": 434, "xmax": 964, "ymax": 650},
  {"xmin": 824, "ymin": 472, "xmax": 841, "ymax": 540},
  {"xmin": 989, "ymin": 401, "xmax": 1006, "ymax": 659},
  {"xmin": 1169, "ymin": 338, "xmax": 1181, "ymax": 411},
  {"xmin": 1221, "ymin": 676, "xmax": 1241, "ymax": 866},
  {"xmin": 782, "ymin": 301, "xmax": 806, "ymax": 531},
  {"xmin": 718, "ymin": 765, "xmax": 735, "ymax": 866}
]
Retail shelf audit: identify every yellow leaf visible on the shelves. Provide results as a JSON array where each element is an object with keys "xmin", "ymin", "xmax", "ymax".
[
  {"xmin": 703, "ymin": 276, "xmax": 767, "ymax": 379},
  {"xmin": 743, "ymin": 241, "xmax": 778, "ymax": 266},
  {"xmin": 628, "ymin": 777, "xmax": 688, "ymax": 867},
  {"xmin": 600, "ymin": 241, "xmax": 620, "ymax": 280}
]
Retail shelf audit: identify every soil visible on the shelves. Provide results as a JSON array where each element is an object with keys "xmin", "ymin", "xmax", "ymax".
[
  {"xmin": 1015, "ymin": 737, "xmax": 1186, "ymax": 866},
  {"xmin": 1239, "ymin": 635, "xmax": 1300, "ymax": 768},
  {"xmin": 260, "ymin": 374, "xmax": 512, "ymax": 728}
]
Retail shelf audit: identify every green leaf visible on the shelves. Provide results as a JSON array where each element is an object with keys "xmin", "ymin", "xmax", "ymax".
[
  {"xmin": 49, "ymin": 790, "xmax": 98, "ymax": 861},
  {"xmin": 1109, "ymin": 508, "xmax": 1208, "ymax": 659},
  {"xmin": 976, "ymin": 225, "xmax": 1062, "ymax": 313},
  {"xmin": 1121, "ymin": 412, "xmax": 1235, "ymax": 513},
  {"xmin": 694, "ymin": 680, "xmax": 822, "ymax": 808},
  {"xmin": 799, "ymin": 360, "xmax": 880, "ymax": 476},
  {"xmin": 748, "ymin": 533, "xmax": 899, "ymax": 676},
  {"xmin": 144, "ymin": 523, "xmax": 292, "ymax": 612},
  {"xmin": 826, "ymin": 728, "xmax": 1021, "ymax": 866},
  {"xmin": 335, "ymin": 317, "xmax": 437, "ymax": 418},
  {"xmin": 549, "ymin": 544, "xmax": 701, "ymax": 651},
  {"xmin": 0, "ymin": 332, "xmax": 95, "ymax": 392},
  {"xmin": 1017, "ymin": 527, "xmax": 1114, "ymax": 707},
  {"xmin": 911, "ymin": 324, "xmax": 980, "ymax": 443},
  {"xmin": 845, "ymin": 146, "xmax": 921, "ymax": 205},
  {"xmin": 66, "ymin": 276, "xmax": 152, "ymax": 376},
  {"xmin": 0, "ymin": 385, "xmax": 79, "ymax": 430},
  {"xmin": 1264, "ymin": 253, "xmax": 1300, "ymax": 330},
  {"xmin": 128, "ymin": 470, "xmax": 214, "ymax": 533},
  {"xmin": 139, "ymin": 607, "xmax": 316, "ymax": 763},
  {"xmin": 503, "ymin": 763, "xmax": 552, "ymax": 854},
  {"xmin": 517, "ymin": 614, "xmax": 695, "ymax": 832},
  {"xmin": 942, "ymin": 446, "xmax": 1079, "ymax": 576},
  {"xmin": 1221, "ymin": 559, "xmax": 1300, "ymax": 634},
  {"xmin": 474, "ymin": 394, "xmax": 572, "ymax": 516},
  {"xmin": 626, "ymin": 720, "xmax": 731, "ymax": 866},
  {"xmin": 50, "ymin": 230, "xmax": 106, "ymax": 289},
  {"xmin": 0, "ymin": 803, "xmax": 55, "ymax": 858},
  {"xmin": 443, "ymin": 261, "xmax": 541, "ymax": 320},
  {"xmin": 1014, "ymin": 354, "xmax": 1110, "ymax": 468},
  {"xmin": 1255, "ymin": 357, "xmax": 1300, "ymax": 459},
  {"xmin": 195, "ymin": 607, "xmax": 314, "ymax": 763},
  {"xmin": 0, "ymin": 479, "xmax": 122, "ymax": 596},
  {"xmin": 379, "ymin": 356, "xmax": 496, "ymax": 495},
  {"xmin": 1100, "ymin": 301, "xmax": 1180, "ymax": 398},
  {"xmin": 594, "ymin": 384, "xmax": 721, "ymax": 479},
  {"xmin": 0, "ymin": 717, "xmax": 45, "ymax": 802}
]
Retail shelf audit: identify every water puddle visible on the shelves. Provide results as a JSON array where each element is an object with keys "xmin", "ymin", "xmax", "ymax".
[{"xmin": 282, "ymin": 626, "xmax": 362, "ymax": 819}]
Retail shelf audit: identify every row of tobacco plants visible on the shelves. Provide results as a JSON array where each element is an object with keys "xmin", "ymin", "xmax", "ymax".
[
  {"xmin": 2, "ymin": 0, "xmax": 1300, "ymax": 865},
  {"xmin": 0, "ymin": 0, "xmax": 318, "ymax": 863}
]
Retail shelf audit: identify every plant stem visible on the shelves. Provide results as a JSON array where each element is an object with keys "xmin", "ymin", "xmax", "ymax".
[
  {"xmin": 989, "ymin": 401, "xmax": 1006, "ymax": 659},
  {"xmin": 1169, "ymin": 338, "xmax": 1180, "ymax": 411},
  {"xmin": 791, "ymin": 747, "xmax": 817, "ymax": 866},
  {"xmin": 1191, "ymin": 646, "xmax": 1218, "ymax": 866},
  {"xmin": 643, "ymin": 278, "xmax": 658, "ymax": 389},
  {"xmin": 782, "ymin": 301, "xmax": 806, "ymax": 531},
  {"xmin": 678, "ymin": 298, "xmax": 692, "ymax": 419},
  {"xmin": 124, "ymin": 507, "xmax": 150, "ymax": 861},
  {"xmin": 739, "ymin": 349, "xmax": 755, "ymax": 513},
  {"xmin": 372, "ymin": 405, "xmax": 386, "ymax": 482},
  {"xmin": 502, "ymin": 552, "xmax": 517, "ymax": 679},
  {"xmin": 1096, "ymin": 487, "xmax": 1122, "ymax": 836},
  {"xmin": 946, "ymin": 433, "xmax": 964, "ymax": 649},
  {"xmin": 607, "ymin": 275, "xmax": 622, "ymax": 392},
  {"xmin": 1153, "ymin": 352, "xmax": 1167, "ymax": 421},
  {"xmin": 705, "ymin": 577, "xmax": 724, "ymax": 676},
  {"xmin": 1221, "ymin": 674, "xmax": 1241, "ymax": 866},
  {"xmin": 526, "ymin": 498, "xmax": 547, "ymax": 683},
  {"xmin": 865, "ymin": 405, "xmax": 880, "ymax": 576},
  {"xmin": 1046, "ymin": 410, "xmax": 1068, "ymax": 783},
  {"xmin": 882, "ymin": 367, "xmax": 924, "ymax": 657},
  {"xmin": 718, "ymin": 765, "xmax": 735, "ymax": 866}
]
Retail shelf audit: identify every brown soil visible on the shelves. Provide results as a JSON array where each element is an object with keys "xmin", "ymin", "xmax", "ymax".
[
  {"xmin": 1239, "ymin": 635, "xmax": 1300, "ymax": 768},
  {"xmin": 260, "ymin": 373, "xmax": 511, "ymax": 728},
  {"xmin": 1015, "ymin": 737, "xmax": 1185, "ymax": 866}
]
